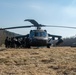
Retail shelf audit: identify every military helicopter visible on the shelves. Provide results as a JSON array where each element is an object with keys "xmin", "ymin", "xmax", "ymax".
[{"xmin": 0, "ymin": 19, "xmax": 76, "ymax": 48}]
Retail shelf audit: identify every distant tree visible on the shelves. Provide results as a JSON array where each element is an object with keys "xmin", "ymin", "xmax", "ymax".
[
  {"xmin": 0, "ymin": 29, "xmax": 20, "ymax": 46},
  {"xmin": 60, "ymin": 36, "xmax": 76, "ymax": 46}
]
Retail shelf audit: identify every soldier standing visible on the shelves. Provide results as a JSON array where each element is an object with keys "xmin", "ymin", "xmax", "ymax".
[
  {"xmin": 10, "ymin": 37, "xmax": 15, "ymax": 48},
  {"xmin": 5, "ymin": 37, "xmax": 9, "ymax": 48},
  {"xmin": 25, "ymin": 37, "xmax": 30, "ymax": 48}
]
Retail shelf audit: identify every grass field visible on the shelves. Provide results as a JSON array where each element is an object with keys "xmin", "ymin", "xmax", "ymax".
[{"xmin": 0, "ymin": 47, "xmax": 76, "ymax": 75}]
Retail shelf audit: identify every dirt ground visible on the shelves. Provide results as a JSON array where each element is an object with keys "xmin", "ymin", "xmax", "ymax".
[{"xmin": 0, "ymin": 47, "xmax": 76, "ymax": 75}]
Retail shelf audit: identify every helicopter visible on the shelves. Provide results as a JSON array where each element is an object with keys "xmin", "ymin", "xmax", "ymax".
[{"xmin": 0, "ymin": 19, "xmax": 76, "ymax": 48}]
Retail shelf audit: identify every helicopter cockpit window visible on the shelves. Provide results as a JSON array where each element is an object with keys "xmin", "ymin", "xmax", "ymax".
[
  {"xmin": 35, "ymin": 32, "xmax": 47, "ymax": 37},
  {"xmin": 30, "ymin": 31, "xmax": 47, "ymax": 37},
  {"xmin": 41, "ymin": 32, "xmax": 47, "ymax": 37},
  {"xmin": 35, "ymin": 32, "xmax": 40, "ymax": 36}
]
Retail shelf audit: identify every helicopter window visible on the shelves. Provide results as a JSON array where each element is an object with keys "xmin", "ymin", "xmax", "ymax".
[
  {"xmin": 35, "ymin": 32, "xmax": 40, "ymax": 36},
  {"xmin": 40, "ymin": 32, "xmax": 47, "ymax": 37},
  {"xmin": 30, "ymin": 31, "xmax": 47, "ymax": 37},
  {"xmin": 30, "ymin": 31, "xmax": 34, "ymax": 37},
  {"xmin": 35, "ymin": 32, "xmax": 47, "ymax": 37}
]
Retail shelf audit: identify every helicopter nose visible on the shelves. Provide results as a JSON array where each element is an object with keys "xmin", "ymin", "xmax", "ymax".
[{"xmin": 33, "ymin": 38, "xmax": 48, "ymax": 46}]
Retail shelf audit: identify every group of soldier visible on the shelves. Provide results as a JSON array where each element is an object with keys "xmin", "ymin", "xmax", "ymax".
[{"xmin": 5, "ymin": 36, "xmax": 30, "ymax": 48}]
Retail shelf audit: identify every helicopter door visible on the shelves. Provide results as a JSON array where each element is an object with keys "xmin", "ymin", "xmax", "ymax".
[{"xmin": 29, "ymin": 30, "xmax": 35, "ymax": 38}]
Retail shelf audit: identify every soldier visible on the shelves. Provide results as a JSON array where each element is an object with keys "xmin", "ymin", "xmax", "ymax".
[
  {"xmin": 25, "ymin": 37, "xmax": 30, "ymax": 48},
  {"xmin": 21, "ymin": 37, "xmax": 26, "ymax": 48},
  {"xmin": 8, "ymin": 38, "xmax": 11, "ymax": 48},
  {"xmin": 10, "ymin": 37, "xmax": 15, "ymax": 48},
  {"xmin": 13, "ymin": 37, "xmax": 17, "ymax": 48},
  {"xmin": 5, "ymin": 37, "xmax": 9, "ymax": 48},
  {"xmin": 15, "ymin": 38, "xmax": 21, "ymax": 48}
]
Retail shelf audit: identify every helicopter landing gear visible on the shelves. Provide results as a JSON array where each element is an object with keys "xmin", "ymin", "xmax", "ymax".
[
  {"xmin": 27, "ymin": 45, "xmax": 31, "ymax": 48},
  {"xmin": 26, "ymin": 43, "xmax": 31, "ymax": 48},
  {"xmin": 25, "ymin": 44, "xmax": 31, "ymax": 48},
  {"xmin": 47, "ymin": 44, "xmax": 51, "ymax": 48}
]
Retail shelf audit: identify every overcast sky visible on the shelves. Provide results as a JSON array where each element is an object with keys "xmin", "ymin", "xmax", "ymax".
[{"xmin": 0, "ymin": 0, "xmax": 76, "ymax": 38}]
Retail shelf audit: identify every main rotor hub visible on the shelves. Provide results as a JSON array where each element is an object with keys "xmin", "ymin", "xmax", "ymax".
[{"xmin": 37, "ymin": 26, "xmax": 41, "ymax": 30}]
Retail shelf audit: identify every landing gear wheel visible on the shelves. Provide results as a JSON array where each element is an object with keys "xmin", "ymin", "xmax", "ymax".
[
  {"xmin": 47, "ymin": 44, "xmax": 50, "ymax": 48},
  {"xmin": 26, "ymin": 44, "xmax": 31, "ymax": 48}
]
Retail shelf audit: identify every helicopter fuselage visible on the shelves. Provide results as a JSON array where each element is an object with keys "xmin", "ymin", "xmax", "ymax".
[
  {"xmin": 29, "ymin": 37, "xmax": 48, "ymax": 46},
  {"xmin": 14, "ymin": 29, "xmax": 63, "ymax": 48},
  {"xmin": 29, "ymin": 29, "xmax": 49, "ymax": 46}
]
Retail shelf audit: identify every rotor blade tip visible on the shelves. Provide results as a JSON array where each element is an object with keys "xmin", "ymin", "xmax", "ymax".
[{"xmin": 24, "ymin": 19, "xmax": 29, "ymax": 21}]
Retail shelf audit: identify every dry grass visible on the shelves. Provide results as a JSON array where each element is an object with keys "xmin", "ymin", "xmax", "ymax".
[{"xmin": 0, "ymin": 47, "xmax": 76, "ymax": 75}]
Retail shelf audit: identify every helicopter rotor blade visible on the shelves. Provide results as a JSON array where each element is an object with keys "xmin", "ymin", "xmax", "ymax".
[
  {"xmin": 42, "ymin": 25, "xmax": 76, "ymax": 29},
  {"xmin": 0, "ymin": 25, "xmax": 33, "ymax": 30},
  {"xmin": 1, "ymin": 24, "xmax": 76, "ymax": 30},
  {"xmin": 24, "ymin": 19, "xmax": 39, "ymax": 26},
  {"xmin": 24, "ymin": 19, "xmax": 76, "ymax": 29}
]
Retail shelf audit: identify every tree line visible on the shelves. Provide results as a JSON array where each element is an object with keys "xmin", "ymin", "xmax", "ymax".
[
  {"xmin": 60, "ymin": 36, "xmax": 76, "ymax": 46},
  {"xmin": 0, "ymin": 29, "xmax": 20, "ymax": 46}
]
